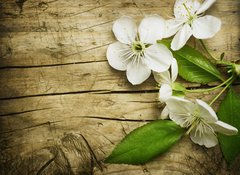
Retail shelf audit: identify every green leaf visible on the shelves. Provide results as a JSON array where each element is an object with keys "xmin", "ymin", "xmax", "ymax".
[
  {"xmin": 105, "ymin": 120, "xmax": 185, "ymax": 164},
  {"xmin": 158, "ymin": 40, "xmax": 223, "ymax": 84},
  {"xmin": 172, "ymin": 90, "xmax": 185, "ymax": 98},
  {"xmin": 172, "ymin": 82, "xmax": 186, "ymax": 92},
  {"xmin": 218, "ymin": 88, "xmax": 240, "ymax": 164}
]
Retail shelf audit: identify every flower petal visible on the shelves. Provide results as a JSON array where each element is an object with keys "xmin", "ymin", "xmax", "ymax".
[
  {"xmin": 126, "ymin": 60, "xmax": 151, "ymax": 85},
  {"xmin": 171, "ymin": 58, "xmax": 178, "ymax": 82},
  {"xmin": 164, "ymin": 18, "xmax": 185, "ymax": 38},
  {"xmin": 190, "ymin": 126, "xmax": 218, "ymax": 148},
  {"xmin": 192, "ymin": 15, "xmax": 221, "ymax": 39},
  {"xmin": 174, "ymin": 0, "xmax": 195, "ymax": 19},
  {"xmin": 169, "ymin": 113, "xmax": 189, "ymax": 128},
  {"xmin": 106, "ymin": 42, "xmax": 130, "ymax": 71},
  {"xmin": 193, "ymin": 0, "xmax": 201, "ymax": 12},
  {"xmin": 196, "ymin": 0, "xmax": 216, "ymax": 15},
  {"xmin": 153, "ymin": 71, "xmax": 171, "ymax": 84},
  {"xmin": 153, "ymin": 58, "xmax": 178, "ymax": 84},
  {"xmin": 171, "ymin": 23, "xmax": 192, "ymax": 51},
  {"xmin": 196, "ymin": 99, "xmax": 218, "ymax": 122},
  {"xmin": 166, "ymin": 97, "xmax": 195, "ymax": 127},
  {"xmin": 160, "ymin": 106, "xmax": 169, "ymax": 119},
  {"xmin": 145, "ymin": 44, "xmax": 172, "ymax": 72},
  {"xmin": 211, "ymin": 121, "xmax": 238, "ymax": 135},
  {"xmin": 159, "ymin": 84, "xmax": 172, "ymax": 103},
  {"xmin": 138, "ymin": 15, "xmax": 166, "ymax": 44},
  {"xmin": 152, "ymin": 71, "xmax": 161, "ymax": 84},
  {"xmin": 112, "ymin": 16, "xmax": 137, "ymax": 44},
  {"xmin": 166, "ymin": 97, "xmax": 195, "ymax": 114}
]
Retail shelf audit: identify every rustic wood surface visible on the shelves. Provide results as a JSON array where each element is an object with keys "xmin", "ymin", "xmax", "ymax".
[{"xmin": 0, "ymin": 0, "xmax": 239, "ymax": 174}]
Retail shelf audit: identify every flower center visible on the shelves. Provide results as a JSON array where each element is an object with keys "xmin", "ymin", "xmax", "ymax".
[
  {"xmin": 185, "ymin": 107, "xmax": 215, "ymax": 137},
  {"xmin": 120, "ymin": 40, "xmax": 147, "ymax": 66},
  {"xmin": 132, "ymin": 41, "xmax": 145, "ymax": 54},
  {"xmin": 185, "ymin": 108, "xmax": 201, "ymax": 135},
  {"xmin": 182, "ymin": 3, "xmax": 197, "ymax": 25},
  {"xmin": 187, "ymin": 14, "xmax": 197, "ymax": 25}
]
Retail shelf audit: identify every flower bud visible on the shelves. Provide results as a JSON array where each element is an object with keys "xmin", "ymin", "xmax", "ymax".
[{"xmin": 233, "ymin": 63, "xmax": 240, "ymax": 76}]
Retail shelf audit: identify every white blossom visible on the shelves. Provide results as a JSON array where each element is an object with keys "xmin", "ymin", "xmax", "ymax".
[
  {"xmin": 165, "ymin": 0, "xmax": 221, "ymax": 51},
  {"xmin": 153, "ymin": 59, "xmax": 179, "ymax": 119},
  {"xmin": 166, "ymin": 97, "xmax": 238, "ymax": 148},
  {"xmin": 107, "ymin": 16, "xmax": 174, "ymax": 85}
]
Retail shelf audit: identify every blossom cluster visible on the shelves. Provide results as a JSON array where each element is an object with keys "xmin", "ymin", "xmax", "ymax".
[{"xmin": 106, "ymin": 0, "xmax": 238, "ymax": 148}]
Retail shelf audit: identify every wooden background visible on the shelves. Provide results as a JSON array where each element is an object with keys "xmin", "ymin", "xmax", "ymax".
[{"xmin": 0, "ymin": 0, "xmax": 239, "ymax": 174}]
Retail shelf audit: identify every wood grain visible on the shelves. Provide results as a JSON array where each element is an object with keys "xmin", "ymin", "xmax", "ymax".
[{"xmin": 0, "ymin": 0, "xmax": 239, "ymax": 174}]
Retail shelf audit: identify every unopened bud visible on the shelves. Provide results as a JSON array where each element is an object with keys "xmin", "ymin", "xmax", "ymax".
[{"xmin": 234, "ymin": 63, "xmax": 240, "ymax": 76}]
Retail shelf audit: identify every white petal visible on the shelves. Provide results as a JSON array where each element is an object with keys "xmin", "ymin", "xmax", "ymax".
[
  {"xmin": 153, "ymin": 71, "xmax": 161, "ymax": 84},
  {"xmin": 174, "ymin": 0, "xmax": 195, "ymax": 19},
  {"xmin": 166, "ymin": 97, "xmax": 195, "ymax": 113},
  {"xmin": 164, "ymin": 18, "xmax": 185, "ymax": 38},
  {"xmin": 144, "ymin": 44, "xmax": 173, "ymax": 72},
  {"xmin": 169, "ymin": 113, "xmax": 189, "ymax": 128},
  {"xmin": 159, "ymin": 84, "xmax": 172, "ymax": 103},
  {"xmin": 196, "ymin": 0, "xmax": 216, "ymax": 15},
  {"xmin": 153, "ymin": 58, "xmax": 178, "ymax": 84},
  {"xmin": 190, "ymin": 126, "xmax": 218, "ymax": 148},
  {"xmin": 193, "ymin": 0, "xmax": 201, "ymax": 12},
  {"xmin": 106, "ymin": 42, "xmax": 130, "ymax": 71},
  {"xmin": 171, "ymin": 23, "xmax": 192, "ymax": 51},
  {"xmin": 166, "ymin": 97, "xmax": 195, "ymax": 117},
  {"xmin": 153, "ymin": 71, "xmax": 171, "ymax": 84},
  {"xmin": 171, "ymin": 58, "xmax": 178, "ymax": 82},
  {"xmin": 196, "ymin": 99, "xmax": 218, "ymax": 122},
  {"xmin": 139, "ymin": 15, "xmax": 166, "ymax": 44},
  {"xmin": 160, "ymin": 106, "xmax": 169, "ymax": 119},
  {"xmin": 211, "ymin": 121, "xmax": 238, "ymax": 135},
  {"xmin": 192, "ymin": 15, "xmax": 221, "ymax": 39},
  {"xmin": 112, "ymin": 16, "xmax": 137, "ymax": 44},
  {"xmin": 126, "ymin": 61, "xmax": 151, "ymax": 85}
]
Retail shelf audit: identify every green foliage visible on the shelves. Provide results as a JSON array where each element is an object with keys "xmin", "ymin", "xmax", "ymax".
[
  {"xmin": 105, "ymin": 120, "xmax": 185, "ymax": 164},
  {"xmin": 218, "ymin": 88, "xmax": 240, "ymax": 164},
  {"xmin": 158, "ymin": 40, "xmax": 223, "ymax": 84}
]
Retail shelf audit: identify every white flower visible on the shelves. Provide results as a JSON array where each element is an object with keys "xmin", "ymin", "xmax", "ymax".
[
  {"xmin": 107, "ymin": 16, "xmax": 174, "ymax": 85},
  {"xmin": 165, "ymin": 0, "xmax": 221, "ymax": 51},
  {"xmin": 153, "ymin": 59, "xmax": 179, "ymax": 119},
  {"xmin": 166, "ymin": 97, "xmax": 238, "ymax": 148}
]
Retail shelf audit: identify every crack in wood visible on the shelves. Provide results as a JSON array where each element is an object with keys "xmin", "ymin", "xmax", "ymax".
[
  {"xmin": 0, "ymin": 60, "xmax": 107, "ymax": 70},
  {"xmin": 1, "ymin": 84, "xmax": 240, "ymax": 101},
  {"xmin": 80, "ymin": 20, "xmax": 114, "ymax": 31},
  {"xmin": 0, "ymin": 90, "xmax": 159, "ymax": 100},
  {"xmin": 81, "ymin": 116, "xmax": 153, "ymax": 123},
  {"xmin": 0, "ymin": 121, "xmax": 61, "ymax": 135},
  {"xmin": 0, "ymin": 90, "xmax": 110, "ymax": 100},
  {"xmin": 0, "ymin": 107, "xmax": 52, "ymax": 117},
  {"xmin": 79, "ymin": 134, "xmax": 103, "ymax": 172},
  {"xmin": 48, "ymin": 146, "xmax": 75, "ymax": 175},
  {"xmin": 36, "ymin": 157, "xmax": 55, "ymax": 175}
]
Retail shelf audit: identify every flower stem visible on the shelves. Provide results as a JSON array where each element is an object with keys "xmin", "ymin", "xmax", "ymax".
[
  {"xmin": 198, "ymin": 39, "xmax": 218, "ymax": 61},
  {"xmin": 186, "ymin": 76, "xmax": 233, "ymax": 93},
  {"xmin": 209, "ymin": 77, "xmax": 235, "ymax": 106}
]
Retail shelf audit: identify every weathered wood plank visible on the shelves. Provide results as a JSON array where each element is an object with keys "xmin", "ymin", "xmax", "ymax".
[
  {"xmin": 0, "ymin": 0, "xmax": 239, "ymax": 67},
  {"xmin": 0, "ymin": 0, "xmax": 239, "ymax": 174},
  {"xmin": 0, "ymin": 90, "xmax": 239, "ymax": 175},
  {"xmin": 0, "ymin": 61, "xmax": 233, "ymax": 99},
  {"xmin": 1, "ymin": 86, "xmax": 239, "ymax": 174},
  {"xmin": 0, "ymin": 62, "xmax": 158, "ymax": 99}
]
